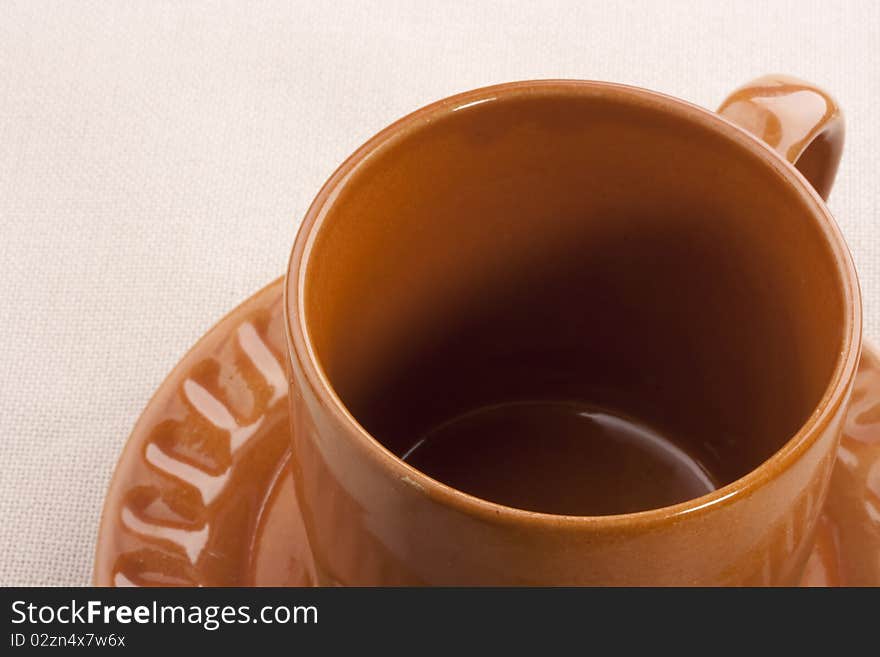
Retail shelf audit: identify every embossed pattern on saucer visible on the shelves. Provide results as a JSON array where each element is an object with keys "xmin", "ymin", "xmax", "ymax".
[
  {"xmin": 94, "ymin": 279, "xmax": 311, "ymax": 586},
  {"xmin": 94, "ymin": 279, "xmax": 880, "ymax": 586}
]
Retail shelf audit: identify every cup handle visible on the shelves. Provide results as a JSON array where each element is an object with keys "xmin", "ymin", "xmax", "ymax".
[{"xmin": 717, "ymin": 74, "xmax": 844, "ymax": 200}]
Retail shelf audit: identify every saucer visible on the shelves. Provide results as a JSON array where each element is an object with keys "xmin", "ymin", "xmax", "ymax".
[{"xmin": 94, "ymin": 278, "xmax": 880, "ymax": 586}]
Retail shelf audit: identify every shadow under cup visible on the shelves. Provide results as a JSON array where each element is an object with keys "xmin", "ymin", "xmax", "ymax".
[{"xmin": 301, "ymin": 88, "xmax": 846, "ymax": 518}]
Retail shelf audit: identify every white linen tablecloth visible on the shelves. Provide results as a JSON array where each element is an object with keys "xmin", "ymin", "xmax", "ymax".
[{"xmin": 1, "ymin": 0, "xmax": 878, "ymax": 586}]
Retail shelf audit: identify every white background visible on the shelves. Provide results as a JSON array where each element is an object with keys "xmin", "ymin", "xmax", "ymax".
[{"xmin": 1, "ymin": 1, "xmax": 878, "ymax": 585}]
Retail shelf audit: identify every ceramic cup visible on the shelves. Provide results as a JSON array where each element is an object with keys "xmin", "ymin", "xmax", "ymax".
[{"xmin": 284, "ymin": 77, "xmax": 861, "ymax": 585}]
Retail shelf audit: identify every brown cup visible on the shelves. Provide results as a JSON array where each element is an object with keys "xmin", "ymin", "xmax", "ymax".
[{"xmin": 284, "ymin": 77, "xmax": 861, "ymax": 585}]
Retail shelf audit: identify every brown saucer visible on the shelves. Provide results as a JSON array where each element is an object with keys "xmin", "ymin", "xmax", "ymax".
[{"xmin": 94, "ymin": 278, "xmax": 880, "ymax": 586}]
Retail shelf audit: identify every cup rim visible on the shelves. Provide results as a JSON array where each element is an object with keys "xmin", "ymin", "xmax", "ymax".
[{"xmin": 285, "ymin": 79, "xmax": 862, "ymax": 529}]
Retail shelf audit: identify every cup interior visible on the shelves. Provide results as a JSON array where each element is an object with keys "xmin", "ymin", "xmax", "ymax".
[{"xmin": 297, "ymin": 83, "xmax": 848, "ymax": 510}]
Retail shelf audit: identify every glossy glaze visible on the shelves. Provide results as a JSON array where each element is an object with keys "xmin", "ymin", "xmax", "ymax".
[
  {"xmin": 400, "ymin": 401, "xmax": 718, "ymax": 515},
  {"xmin": 718, "ymin": 75, "xmax": 844, "ymax": 200},
  {"xmin": 285, "ymin": 79, "xmax": 860, "ymax": 585},
  {"xmin": 811, "ymin": 344, "xmax": 880, "ymax": 585},
  {"xmin": 94, "ymin": 280, "xmax": 879, "ymax": 586}
]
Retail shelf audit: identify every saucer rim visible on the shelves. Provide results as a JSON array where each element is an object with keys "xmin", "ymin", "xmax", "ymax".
[{"xmin": 92, "ymin": 277, "xmax": 286, "ymax": 585}]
